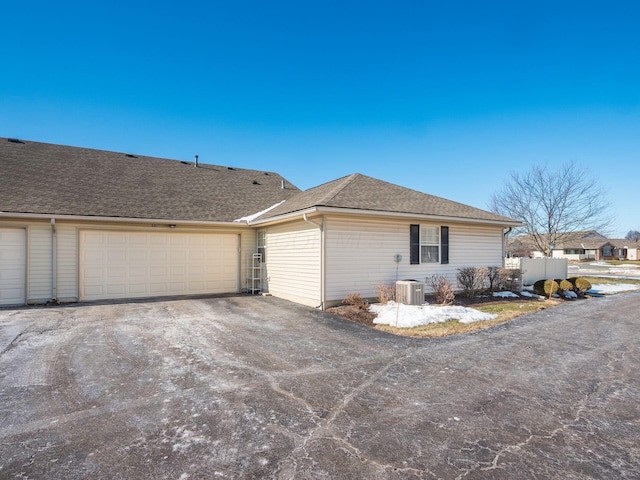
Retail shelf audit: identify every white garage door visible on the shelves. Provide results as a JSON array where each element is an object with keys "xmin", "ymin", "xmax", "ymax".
[
  {"xmin": 0, "ymin": 228, "xmax": 26, "ymax": 306},
  {"xmin": 80, "ymin": 231, "xmax": 239, "ymax": 301}
]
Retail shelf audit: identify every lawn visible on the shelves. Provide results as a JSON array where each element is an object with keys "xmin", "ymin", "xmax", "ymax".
[{"xmin": 604, "ymin": 260, "xmax": 640, "ymax": 266}]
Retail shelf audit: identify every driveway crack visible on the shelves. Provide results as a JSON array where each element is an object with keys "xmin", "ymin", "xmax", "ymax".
[{"xmin": 276, "ymin": 352, "xmax": 411, "ymax": 478}]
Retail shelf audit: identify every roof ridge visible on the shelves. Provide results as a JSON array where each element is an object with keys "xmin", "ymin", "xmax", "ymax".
[{"xmin": 318, "ymin": 173, "xmax": 360, "ymax": 205}]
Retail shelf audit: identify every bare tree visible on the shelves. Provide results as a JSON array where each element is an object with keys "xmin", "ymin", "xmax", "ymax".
[
  {"xmin": 490, "ymin": 161, "xmax": 611, "ymax": 256},
  {"xmin": 626, "ymin": 230, "xmax": 640, "ymax": 242}
]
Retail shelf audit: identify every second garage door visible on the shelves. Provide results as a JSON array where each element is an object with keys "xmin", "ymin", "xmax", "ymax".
[
  {"xmin": 80, "ymin": 231, "xmax": 239, "ymax": 301},
  {"xmin": 0, "ymin": 228, "xmax": 26, "ymax": 306}
]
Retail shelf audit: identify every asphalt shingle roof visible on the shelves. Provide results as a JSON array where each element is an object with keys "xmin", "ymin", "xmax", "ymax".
[
  {"xmin": 0, "ymin": 138, "xmax": 300, "ymax": 222},
  {"xmin": 256, "ymin": 173, "xmax": 519, "ymax": 224}
]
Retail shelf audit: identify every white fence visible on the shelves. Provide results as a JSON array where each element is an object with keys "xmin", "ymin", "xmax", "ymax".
[{"xmin": 505, "ymin": 257, "xmax": 569, "ymax": 285}]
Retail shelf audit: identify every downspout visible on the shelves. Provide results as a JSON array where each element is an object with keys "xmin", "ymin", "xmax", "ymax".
[
  {"xmin": 303, "ymin": 213, "xmax": 325, "ymax": 310},
  {"xmin": 502, "ymin": 227, "xmax": 512, "ymax": 264},
  {"xmin": 51, "ymin": 218, "xmax": 57, "ymax": 302}
]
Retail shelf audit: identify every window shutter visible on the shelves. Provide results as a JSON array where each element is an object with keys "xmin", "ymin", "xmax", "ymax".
[
  {"xmin": 441, "ymin": 226, "xmax": 449, "ymax": 264},
  {"xmin": 410, "ymin": 224, "xmax": 420, "ymax": 264}
]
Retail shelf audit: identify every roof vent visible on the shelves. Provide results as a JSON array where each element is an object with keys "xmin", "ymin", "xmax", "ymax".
[
  {"xmin": 8, "ymin": 138, "xmax": 24, "ymax": 144},
  {"xmin": 125, "ymin": 153, "xmax": 138, "ymax": 158},
  {"xmin": 194, "ymin": 155, "xmax": 199, "ymax": 168},
  {"xmin": 264, "ymin": 172, "xmax": 270, "ymax": 176},
  {"xmin": 253, "ymin": 180, "xmax": 260, "ymax": 185},
  {"xmin": 227, "ymin": 167, "xmax": 236, "ymax": 171},
  {"xmin": 180, "ymin": 161, "xmax": 189, "ymax": 165}
]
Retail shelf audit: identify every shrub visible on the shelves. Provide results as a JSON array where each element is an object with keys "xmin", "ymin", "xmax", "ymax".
[
  {"xmin": 533, "ymin": 279, "xmax": 560, "ymax": 296},
  {"xmin": 569, "ymin": 277, "xmax": 592, "ymax": 293},
  {"xmin": 498, "ymin": 268, "xmax": 521, "ymax": 291},
  {"xmin": 427, "ymin": 274, "xmax": 455, "ymax": 305},
  {"xmin": 343, "ymin": 292, "xmax": 369, "ymax": 310},
  {"xmin": 377, "ymin": 283, "xmax": 395, "ymax": 305},
  {"xmin": 457, "ymin": 267, "xmax": 488, "ymax": 297},
  {"xmin": 486, "ymin": 266, "xmax": 501, "ymax": 292},
  {"xmin": 557, "ymin": 279, "xmax": 574, "ymax": 293}
]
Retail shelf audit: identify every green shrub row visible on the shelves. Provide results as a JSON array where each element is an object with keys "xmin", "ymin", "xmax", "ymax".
[{"xmin": 533, "ymin": 277, "xmax": 592, "ymax": 296}]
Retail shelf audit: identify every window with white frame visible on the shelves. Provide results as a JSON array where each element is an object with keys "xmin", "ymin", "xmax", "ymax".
[
  {"xmin": 257, "ymin": 230, "xmax": 266, "ymax": 263},
  {"xmin": 410, "ymin": 225, "xmax": 449, "ymax": 265},
  {"xmin": 420, "ymin": 226, "xmax": 440, "ymax": 263}
]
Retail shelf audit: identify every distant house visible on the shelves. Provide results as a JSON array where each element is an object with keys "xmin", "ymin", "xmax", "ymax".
[
  {"xmin": 508, "ymin": 230, "xmax": 637, "ymax": 261},
  {"xmin": 0, "ymin": 138, "xmax": 521, "ymax": 308}
]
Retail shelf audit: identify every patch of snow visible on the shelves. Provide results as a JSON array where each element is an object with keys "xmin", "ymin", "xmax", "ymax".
[
  {"xmin": 492, "ymin": 291, "xmax": 519, "ymax": 298},
  {"xmin": 590, "ymin": 261, "xmax": 639, "ymax": 269},
  {"xmin": 234, "ymin": 200, "xmax": 286, "ymax": 223},
  {"xmin": 519, "ymin": 291, "xmax": 544, "ymax": 299},
  {"xmin": 370, "ymin": 301, "xmax": 497, "ymax": 328},
  {"xmin": 588, "ymin": 283, "xmax": 640, "ymax": 294},
  {"xmin": 564, "ymin": 290, "xmax": 578, "ymax": 299}
]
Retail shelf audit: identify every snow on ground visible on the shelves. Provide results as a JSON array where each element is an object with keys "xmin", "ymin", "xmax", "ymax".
[
  {"xmin": 588, "ymin": 283, "xmax": 640, "ymax": 294},
  {"xmin": 370, "ymin": 301, "xmax": 497, "ymax": 328},
  {"xmin": 493, "ymin": 291, "xmax": 519, "ymax": 298},
  {"xmin": 570, "ymin": 261, "xmax": 640, "ymax": 279},
  {"xmin": 590, "ymin": 261, "xmax": 639, "ymax": 269},
  {"xmin": 520, "ymin": 291, "xmax": 544, "ymax": 299}
]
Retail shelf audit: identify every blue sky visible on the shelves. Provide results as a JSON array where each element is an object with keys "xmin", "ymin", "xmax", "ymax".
[{"xmin": 2, "ymin": 1, "xmax": 638, "ymax": 237}]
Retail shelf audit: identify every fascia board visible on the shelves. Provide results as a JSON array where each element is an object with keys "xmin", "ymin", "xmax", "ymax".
[
  {"xmin": 306, "ymin": 206, "xmax": 524, "ymax": 227},
  {"xmin": 0, "ymin": 211, "xmax": 251, "ymax": 228}
]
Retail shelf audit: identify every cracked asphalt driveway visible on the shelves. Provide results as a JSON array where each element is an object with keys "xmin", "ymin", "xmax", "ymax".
[{"xmin": 1, "ymin": 293, "xmax": 639, "ymax": 479}]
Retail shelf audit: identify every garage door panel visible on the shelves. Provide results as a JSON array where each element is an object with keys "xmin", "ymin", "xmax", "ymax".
[
  {"xmin": 150, "ymin": 251, "xmax": 167, "ymax": 261},
  {"xmin": 128, "ymin": 284, "xmax": 148, "ymax": 295},
  {"xmin": 107, "ymin": 233, "xmax": 127, "ymax": 245},
  {"xmin": 149, "ymin": 283, "xmax": 168, "ymax": 294},
  {"xmin": 150, "ymin": 235, "xmax": 167, "ymax": 246},
  {"xmin": 150, "ymin": 266, "xmax": 167, "ymax": 276},
  {"xmin": 129, "ymin": 234, "xmax": 148, "ymax": 245},
  {"xmin": 129, "ymin": 250, "xmax": 148, "ymax": 262},
  {"xmin": 80, "ymin": 231, "xmax": 238, "ymax": 301},
  {"xmin": 106, "ymin": 284, "xmax": 126, "ymax": 295},
  {"xmin": 129, "ymin": 267, "xmax": 147, "ymax": 278},
  {"xmin": 0, "ymin": 228, "xmax": 26, "ymax": 305},
  {"xmin": 109, "ymin": 250, "xmax": 129, "ymax": 262}
]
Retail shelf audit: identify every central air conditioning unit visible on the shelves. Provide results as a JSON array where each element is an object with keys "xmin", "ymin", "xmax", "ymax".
[{"xmin": 396, "ymin": 280, "xmax": 425, "ymax": 306}]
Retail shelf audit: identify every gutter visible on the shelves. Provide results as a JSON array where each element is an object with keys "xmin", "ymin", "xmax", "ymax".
[
  {"xmin": 502, "ymin": 227, "xmax": 513, "ymax": 265},
  {"xmin": 250, "ymin": 206, "xmax": 523, "ymax": 228},
  {"xmin": 303, "ymin": 213, "xmax": 325, "ymax": 310},
  {"xmin": 0, "ymin": 212, "xmax": 251, "ymax": 228}
]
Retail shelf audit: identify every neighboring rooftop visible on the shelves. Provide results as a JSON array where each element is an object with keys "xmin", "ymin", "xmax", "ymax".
[
  {"xmin": 256, "ymin": 173, "xmax": 520, "ymax": 224},
  {"xmin": 0, "ymin": 137, "xmax": 300, "ymax": 222}
]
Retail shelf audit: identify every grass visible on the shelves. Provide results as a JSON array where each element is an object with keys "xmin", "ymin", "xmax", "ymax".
[
  {"xmin": 604, "ymin": 260, "xmax": 640, "ymax": 266},
  {"xmin": 578, "ymin": 276, "xmax": 640, "ymax": 286},
  {"xmin": 374, "ymin": 299, "xmax": 556, "ymax": 338}
]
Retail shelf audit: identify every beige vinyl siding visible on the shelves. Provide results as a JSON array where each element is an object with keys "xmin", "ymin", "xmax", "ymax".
[
  {"xmin": 1, "ymin": 218, "xmax": 253, "ymax": 304},
  {"xmin": 27, "ymin": 223, "xmax": 53, "ymax": 303},
  {"xmin": 240, "ymin": 228, "xmax": 257, "ymax": 292},
  {"xmin": 325, "ymin": 218, "xmax": 405, "ymax": 302},
  {"xmin": 264, "ymin": 220, "xmax": 321, "ymax": 307},
  {"xmin": 56, "ymin": 224, "xmax": 78, "ymax": 301},
  {"xmin": 325, "ymin": 217, "xmax": 505, "ymax": 302}
]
